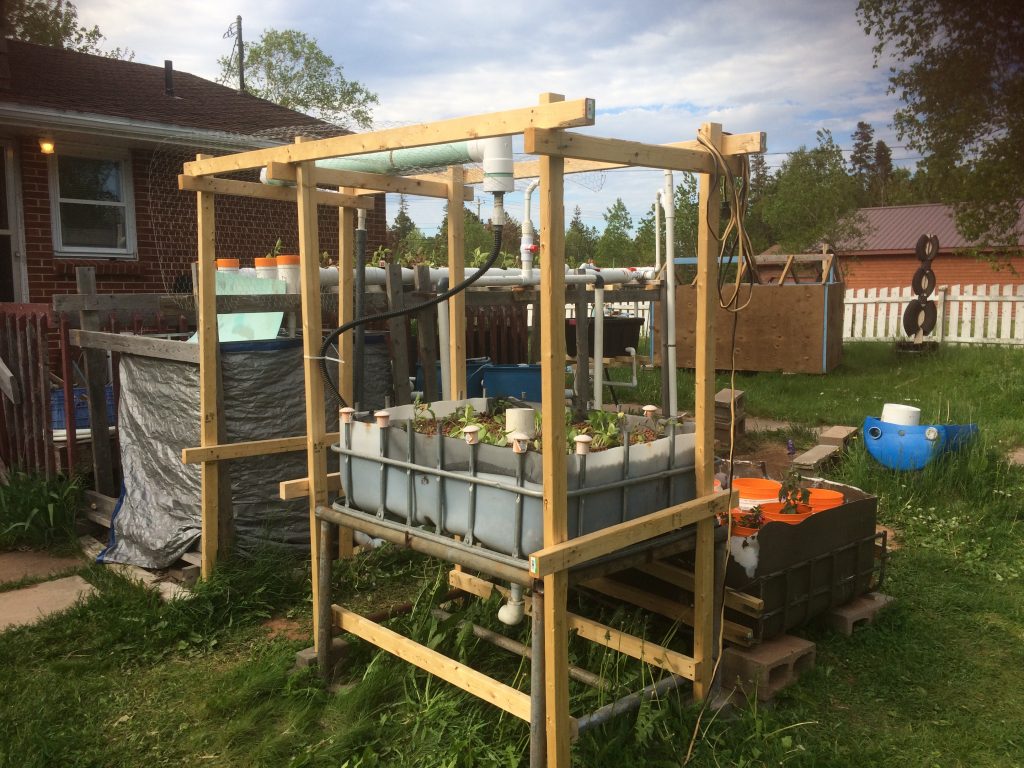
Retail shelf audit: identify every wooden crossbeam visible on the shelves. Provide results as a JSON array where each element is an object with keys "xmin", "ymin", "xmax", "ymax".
[
  {"xmin": 525, "ymin": 128, "xmax": 717, "ymax": 175},
  {"xmin": 464, "ymin": 131, "xmax": 766, "ymax": 182},
  {"xmin": 70, "ymin": 329, "xmax": 199, "ymax": 364},
  {"xmin": 181, "ymin": 432, "xmax": 341, "ymax": 464},
  {"xmin": 183, "ymin": 98, "xmax": 596, "ymax": 177},
  {"xmin": 333, "ymin": 605, "xmax": 534, "ymax": 722},
  {"xmin": 265, "ymin": 161, "xmax": 474, "ymax": 201},
  {"xmin": 566, "ymin": 611, "xmax": 696, "ymax": 679},
  {"xmin": 528, "ymin": 491, "xmax": 733, "ymax": 578},
  {"xmin": 279, "ymin": 472, "xmax": 341, "ymax": 500},
  {"xmin": 177, "ymin": 174, "xmax": 375, "ymax": 209}
]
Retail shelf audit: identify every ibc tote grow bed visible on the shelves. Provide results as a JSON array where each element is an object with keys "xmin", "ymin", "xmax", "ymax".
[{"xmin": 179, "ymin": 93, "xmax": 766, "ymax": 767}]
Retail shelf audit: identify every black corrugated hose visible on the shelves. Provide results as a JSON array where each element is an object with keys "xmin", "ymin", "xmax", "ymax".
[{"xmin": 319, "ymin": 223, "xmax": 504, "ymax": 407}]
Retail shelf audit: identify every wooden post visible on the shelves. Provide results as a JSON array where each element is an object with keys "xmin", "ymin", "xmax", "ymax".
[
  {"xmin": 537, "ymin": 92, "xmax": 571, "ymax": 768},
  {"xmin": 385, "ymin": 263, "xmax": 413, "ymax": 405},
  {"xmin": 296, "ymin": 151, "xmax": 328, "ymax": 646},
  {"xmin": 693, "ymin": 122, "xmax": 722, "ymax": 701},
  {"xmin": 75, "ymin": 268, "xmax": 116, "ymax": 497},
  {"xmin": 337, "ymin": 197, "xmax": 356, "ymax": 560},
  {"xmin": 195, "ymin": 177, "xmax": 233, "ymax": 577},
  {"xmin": 447, "ymin": 166, "xmax": 467, "ymax": 398}
]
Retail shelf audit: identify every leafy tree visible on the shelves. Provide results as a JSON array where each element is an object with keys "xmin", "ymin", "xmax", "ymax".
[
  {"xmin": 745, "ymin": 153, "xmax": 777, "ymax": 253},
  {"xmin": 848, "ymin": 121, "xmax": 876, "ymax": 183},
  {"xmin": 5, "ymin": 0, "xmax": 133, "ymax": 58},
  {"xmin": 761, "ymin": 129, "xmax": 864, "ymax": 252},
  {"xmin": 596, "ymin": 198, "xmax": 636, "ymax": 267},
  {"xmin": 564, "ymin": 206, "xmax": 599, "ymax": 266},
  {"xmin": 217, "ymin": 28, "xmax": 377, "ymax": 129},
  {"xmin": 857, "ymin": 0, "xmax": 1024, "ymax": 245}
]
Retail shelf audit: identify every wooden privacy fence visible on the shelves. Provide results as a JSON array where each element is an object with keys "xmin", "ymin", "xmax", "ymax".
[
  {"xmin": 844, "ymin": 284, "xmax": 1024, "ymax": 345},
  {"xmin": 0, "ymin": 303, "xmax": 55, "ymax": 479}
]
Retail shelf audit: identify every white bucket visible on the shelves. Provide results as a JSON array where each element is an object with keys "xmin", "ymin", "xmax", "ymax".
[
  {"xmin": 277, "ymin": 255, "xmax": 300, "ymax": 294},
  {"xmin": 881, "ymin": 403, "xmax": 921, "ymax": 426},
  {"xmin": 738, "ymin": 496, "xmax": 776, "ymax": 512}
]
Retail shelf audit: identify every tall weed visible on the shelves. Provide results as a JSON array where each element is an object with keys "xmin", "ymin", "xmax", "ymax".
[{"xmin": 0, "ymin": 472, "xmax": 82, "ymax": 550}]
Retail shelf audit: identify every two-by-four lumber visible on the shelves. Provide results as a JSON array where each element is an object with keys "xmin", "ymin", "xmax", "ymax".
[
  {"xmin": 295, "ymin": 150, "xmax": 330, "ymax": 646},
  {"xmin": 195, "ymin": 175, "xmax": 232, "ymax": 578},
  {"xmin": 464, "ymin": 131, "xmax": 766, "ymax": 182},
  {"xmin": 528, "ymin": 491, "xmax": 734, "ymax": 578},
  {"xmin": 567, "ymin": 610, "xmax": 697, "ymax": 679},
  {"xmin": 182, "ymin": 432, "xmax": 341, "ymax": 464},
  {"xmin": 332, "ymin": 605, "xmax": 535, "ymax": 723},
  {"xmin": 178, "ymin": 174, "xmax": 374, "ymax": 209},
  {"xmin": 447, "ymin": 165, "xmax": 467, "ymax": 398},
  {"xmin": 525, "ymin": 129, "xmax": 717, "ymax": 175},
  {"xmin": 693, "ymin": 121, "xmax": 724, "ymax": 702},
  {"xmin": 537, "ymin": 91, "xmax": 572, "ymax": 768},
  {"xmin": 265, "ymin": 161, "xmax": 474, "ymax": 201},
  {"xmin": 337, "ymin": 199, "xmax": 356, "ymax": 408},
  {"xmin": 385, "ymin": 263, "xmax": 413, "ymax": 405},
  {"xmin": 635, "ymin": 561, "xmax": 764, "ymax": 617},
  {"xmin": 70, "ymin": 330, "xmax": 199, "ymax": 364},
  {"xmin": 279, "ymin": 471, "xmax": 342, "ymax": 501},
  {"xmin": 183, "ymin": 98, "xmax": 596, "ymax": 177}
]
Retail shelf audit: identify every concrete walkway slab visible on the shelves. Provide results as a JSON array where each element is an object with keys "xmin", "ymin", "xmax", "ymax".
[
  {"xmin": 0, "ymin": 551, "xmax": 82, "ymax": 585},
  {"xmin": 0, "ymin": 575, "xmax": 95, "ymax": 632}
]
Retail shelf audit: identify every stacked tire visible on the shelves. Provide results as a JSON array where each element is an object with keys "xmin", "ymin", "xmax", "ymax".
[{"xmin": 903, "ymin": 234, "xmax": 939, "ymax": 338}]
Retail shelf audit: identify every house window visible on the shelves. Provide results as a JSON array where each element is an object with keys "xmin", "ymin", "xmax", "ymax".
[{"xmin": 48, "ymin": 148, "xmax": 136, "ymax": 258}]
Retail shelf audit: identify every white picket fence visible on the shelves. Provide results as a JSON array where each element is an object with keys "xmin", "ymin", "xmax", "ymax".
[{"xmin": 844, "ymin": 284, "xmax": 1024, "ymax": 345}]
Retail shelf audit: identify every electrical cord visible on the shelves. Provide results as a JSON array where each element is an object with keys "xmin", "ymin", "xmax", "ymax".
[{"xmin": 318, "ymin": 223, "xmax": 505, "ymax": 408}]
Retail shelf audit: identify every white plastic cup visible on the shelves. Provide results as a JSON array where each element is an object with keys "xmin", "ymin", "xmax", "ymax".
[
  {"xmin": 505, "ymin": 407, "xmax": 536, "ymax": 443},
  {"xmin": 277, "ymin": 254, "xmax": 300, "ymax": 293},
  {"xmin": 881, "ymin": 403, "xmax": 921, "ymax": 426}
]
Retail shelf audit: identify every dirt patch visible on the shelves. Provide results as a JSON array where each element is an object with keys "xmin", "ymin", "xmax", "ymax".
[{"xmin": 262, "ymin": 616, "xmax": 308, "ymax": 642}]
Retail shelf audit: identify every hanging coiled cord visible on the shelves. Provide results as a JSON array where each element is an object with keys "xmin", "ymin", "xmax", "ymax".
[{"xmin": 319, "ymin": 222, "xmax": 505, "ymax": 407}]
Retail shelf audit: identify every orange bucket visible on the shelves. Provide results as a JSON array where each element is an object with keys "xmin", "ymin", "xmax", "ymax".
[
  {"xmin": 729, "ymin": 508, "xmax": 760, "ymax": 537},
  {"xmin": 760, "ymin": 501, "xmax": 815, "ymax": 525},
  {"xmin": 731, "ymin": 477, "xmax": 782, "ymax": 510},
  {"xmin": 807, "ymin": 487, "xmax": 844, "ymax": 512},
  {"xmin": 215, "ymin": 258, "xmax": 240, "ymax": 270}
]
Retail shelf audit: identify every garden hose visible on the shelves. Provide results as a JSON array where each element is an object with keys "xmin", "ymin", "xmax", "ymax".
[{"xmin": 319, "ymin": 221, "xmax": 505, "ymax": 408}]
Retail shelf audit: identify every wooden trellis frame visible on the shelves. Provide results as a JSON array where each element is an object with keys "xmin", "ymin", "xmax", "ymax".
[{"xmin": 180, "ymin": 92, "xmax": 764, "ymax": 767}]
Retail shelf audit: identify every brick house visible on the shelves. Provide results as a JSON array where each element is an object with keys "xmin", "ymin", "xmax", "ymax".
[
  {"xmin": 839, "ymin": 203, "xmax": 1024, "ymax": 290},
  {"xmin": 0, "ymin": 38, "xmax": 387, "ymax": 306}
]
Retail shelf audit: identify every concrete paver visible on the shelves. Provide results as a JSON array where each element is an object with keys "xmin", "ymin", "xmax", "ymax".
[
  {"xmin": 0, "ymin": 550, "xmax": 82, "ymax": 585},
  {"xmin": 0, "ymin": 575, "xmax": 95, "ymax": 632}
]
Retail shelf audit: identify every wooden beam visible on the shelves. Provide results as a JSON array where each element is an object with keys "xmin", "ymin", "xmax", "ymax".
[
  {"xmin": 338, "ymin": 201, "xmax": 356, "ymax": 407},
  {"xmin": 296, "ymin": 151, "xmax": 329, "ymax": 646},
  {"xmin": 279, "ymin": 471, "xmax": 342, "ymax": 501},
  {"xmin": 0, "ymin": 355, "xmax": 21, "ymax": 405},
  {"xmin": 693, "ymin": 122, "xmax": 723, "ymax": 702},
  {"xmin": 74, "ymin": 269, "xmax": 116, "ymax": 498},
  {"xmin": 333, "ymin": 605, "xmax": 534, "ymax": 722},
  {"xmin": 535, "ymin": 91, "xmax": 572, "ymax": 768},
  {"xmin": 181, "ymin": 432, "xmax": 341, "ymax": 464},
  {"xmin": 525, "ymin": 128, "xmax": 717, "ymax": 175},
  {"xmin": 70, "ymin": 329, "xmax": 199, "ymax": 363},
  {"xmin": 177, "ymin": 174, "xmax": 374, "ymax": 209},
  {"xmin": 265, "ymin": 161, "xmax": 474, "ymax": 201},
  {"xmin": 183, "ymin": 98, "xmax": 596, "ymax": 177},
  {"xmin": 447, "ymin": 165, "xmax": 467, "ymax": 398},
  {"xmin": 195, "ymin": 179, "xmax": 230, "ymax": 578},
  {"xmin": 463, "ymin": 131, "xmax": 766, "ymax": 182},
  {"xmin": 635, "ymin": 562, "xmax": 764, "ymax": 617},
  {"xmin": 567, "ymin": 612, "xmax": 696, "ymax": 680},
  {"xmin": 528, "ymin": 492, "xmax": 733, "ymax": 578}
]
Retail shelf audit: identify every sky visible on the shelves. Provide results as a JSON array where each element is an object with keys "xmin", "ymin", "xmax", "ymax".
[{"xmin": 78, "ymin": 0, "xmax": 904, "ymax": 243}]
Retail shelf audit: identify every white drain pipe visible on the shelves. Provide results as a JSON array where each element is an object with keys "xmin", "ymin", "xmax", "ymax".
[{"xmin": 663, "ymin": 171, "xmax": 678, "ymax": 416}]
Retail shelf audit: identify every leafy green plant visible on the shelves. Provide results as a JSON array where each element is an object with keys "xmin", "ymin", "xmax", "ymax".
[
  {"xmin": 267, "ymin": 237, "xmax": 283, "ymax": 257},
  {"xmin": 737, "ymin": 505, "xmax": 765, "ymax": 530},
  {"xmin": 778, "ymin": 467, "xmax": 810, "ymax": 514},
  {"xmin": 0, "ymin": 472, "xmax": 82, "ymax": 550}
]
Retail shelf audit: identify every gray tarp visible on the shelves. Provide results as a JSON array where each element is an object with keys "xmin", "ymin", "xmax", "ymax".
[{"xmin": 101, "ymin": 339, "xmax": 337, "ymax": 568}]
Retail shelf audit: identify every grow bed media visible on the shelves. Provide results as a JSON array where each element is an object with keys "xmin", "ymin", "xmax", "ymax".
[{"xmin": 332, "ymin": 398, "xmax": 698, "ymax": 560}]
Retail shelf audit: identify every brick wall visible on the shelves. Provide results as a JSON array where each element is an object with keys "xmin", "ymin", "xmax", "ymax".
[
  {"xmin": 19, "ymin": 137, "xmax": 388, "ymax": 307},
  {"xmin": 840, "ymin": 253, "xmax": 1024, "ymax": 291}
]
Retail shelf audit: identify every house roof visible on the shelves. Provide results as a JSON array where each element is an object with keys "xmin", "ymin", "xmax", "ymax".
[
  {"xmin": 846, "ymin": 202, "xmax": 1024, "ymax": 255},
  {"xmin": 0, "ymin": 38, "xmax": 334, "ymax": 138}
]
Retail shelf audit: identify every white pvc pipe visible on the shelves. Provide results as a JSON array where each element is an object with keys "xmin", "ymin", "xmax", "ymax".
[
  {"xmin": 593, "ymin": 285, "xmax": 605, "ymax": 410},
  {"xmin": 663, "ymin": 171, "xmax": 678, "ymax": 416},
  {"xmin": 654, "ymin": 189, "xmax": 663, "ymax": 272},
  {"xmin": 437, "ymin": 300, "xmax": 452, "ymax": 398},
  {"xmin": 521, "ymin": 179, "xmax": 540, "ymax": 277}
]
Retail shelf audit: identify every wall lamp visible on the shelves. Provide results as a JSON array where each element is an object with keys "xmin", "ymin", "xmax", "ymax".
[{"xmin": 38, "ymin": 138, "xmax": 55, "ymax": 155}]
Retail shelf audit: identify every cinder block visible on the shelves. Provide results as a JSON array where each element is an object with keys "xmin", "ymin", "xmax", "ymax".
[
  {"xmin": 827, "ymin": 592, "xmax": 895, "ymax": 636},
  {"xmin": 819, "ymin": 425, "xmax": 858, "ymax": 448},
  {"xmin": 720, "ymin": 635, "xmax": 816, "ymax": 701},
  {"xmin": 715, "ymin": 388, "xmax": 746, "ymax": 412},
  {"xmin": 792, "ymin": 444, "xmax": 840, "ymax": 470},
  {"xmin": 293, "ymin": 637, "xmax": 350, "ymax": 671}
]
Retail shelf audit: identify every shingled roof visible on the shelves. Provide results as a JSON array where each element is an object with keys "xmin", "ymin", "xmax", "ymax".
[
  {"xmin": 847, "ymin": 202, "xmax": 1024, "ymax": 255},
  {"xmin": 1, "ymin": 38, "xmax": 334, "ymax": 137}
]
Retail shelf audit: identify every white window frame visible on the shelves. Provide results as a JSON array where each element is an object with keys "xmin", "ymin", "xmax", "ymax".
[{"xmin": 47, "ymin": 145, "xmax": 137, "ymax": 259}]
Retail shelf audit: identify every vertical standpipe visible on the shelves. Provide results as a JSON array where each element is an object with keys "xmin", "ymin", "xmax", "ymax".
[{"xmin": 663, "ymin": 171, "xmax": 678, "ymax": 416}]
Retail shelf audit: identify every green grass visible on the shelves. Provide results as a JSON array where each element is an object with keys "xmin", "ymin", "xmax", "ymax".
[
  {"xmin": 0, "ymin": 471, "xmax": 82, "ymax": 550},
  {"xmin": 1, "ymin": 343, "xmax": 1022, "ymax": 766}
]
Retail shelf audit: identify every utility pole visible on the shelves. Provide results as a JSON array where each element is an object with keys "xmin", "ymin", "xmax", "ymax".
[{"xmin": 223, "ymin": 15, "xmax": 245, "ymax": 94}]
